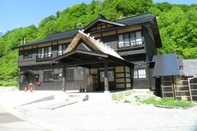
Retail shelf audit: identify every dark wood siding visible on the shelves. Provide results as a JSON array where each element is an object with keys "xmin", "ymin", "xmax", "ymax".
[
  {"xmin": 123, "ymin": 54, "xmax": 146, "ymax": 62},
  {"xmin": 52, "ymin": 44, "xmax": 58, "ymax": 58},
  {"xmin": 143, "ymin": 27, "xmax": 157, "ymax": 57},
  {"xmin": 19, "ymin": 65, "xmax": 89, "ymax": 91},
  {"xmin": 102, "ymin": 34, "xmax": 118, "ymax": 51}
]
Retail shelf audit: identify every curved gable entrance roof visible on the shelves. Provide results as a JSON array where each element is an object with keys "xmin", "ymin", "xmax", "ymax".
[
  {"xmin": 52, "ymin": 30, "xmax": 133, "ymax": 68},
  {"xmin": 20, "ymin": 70, "xmax": 39, "ymax": 76},
  {"xmin": 65, "ymin": 30, "xmax": 123, "ymax": 59}
]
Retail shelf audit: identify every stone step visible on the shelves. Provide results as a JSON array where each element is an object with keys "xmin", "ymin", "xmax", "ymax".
[{"xmin": 39, "ymin": 100, "xmax": 78, "ymax": 110}]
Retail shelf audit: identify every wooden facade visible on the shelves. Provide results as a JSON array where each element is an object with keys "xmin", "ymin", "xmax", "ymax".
[
  {"xmin": 153, "ymin": 54, "xmax": 197, "ymax": 102},
  {"xmin": 12, "ymin": 13, "xmax": 162, "ymax": 91},
  {"xmin": 160, "ymin": 76, "xmax": 197, "ymax": 102}
]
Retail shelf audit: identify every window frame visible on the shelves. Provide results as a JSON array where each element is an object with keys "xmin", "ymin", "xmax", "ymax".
[
  {"xmin": 133, "ymin": 68, "xmax": 146, "ymax": 79},
  {"xmin": 54, "ymin": 74, "xmax": 60, "ymax": 80},
  {"xmin": 118, "ymin": 31, "xmax": 142, "ymax": 48},
  {"xmin": 23, "ymin": 50, "xmax": 32, "ymax": 59},
  {"xmin": 58, "ymin": 43, "xmax": 69, "ymax": 56},
  {"xmin": 37, "ymin": 46, "xmax": 52, "ymax": 59},
  {"xmin": 43, "ymin": 70, "xmax": 54, "ymax": 82}
]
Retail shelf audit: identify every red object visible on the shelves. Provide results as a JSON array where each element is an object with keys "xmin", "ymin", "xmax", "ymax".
[
  {"xmin": 24, "ymin": 86, "xmax": 27, "ymax": 92},
  {"xmin": 30, "ymin": 87, "xmax": 33, "ymax": 92},
  {"xmin": 37, "ymin": 82, "xmax": 41, "ymax": 86}
]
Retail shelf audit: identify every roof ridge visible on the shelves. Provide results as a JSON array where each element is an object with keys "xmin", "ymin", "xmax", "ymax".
[{"xmin": 115, "ymin": 12, "xmax": 152, "ymax": 22}]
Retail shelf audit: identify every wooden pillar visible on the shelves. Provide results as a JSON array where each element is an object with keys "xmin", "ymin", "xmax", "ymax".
[
  {"xmin": 161, "ymin": 77, "xmax": 164, "ymax": 98},
  {"xmin": 171, "ymin": 76, "xmax": 176, "ymax": 99},
  {"xmin": 104, "ymin": 62, "xmax": 109, "ymax": 93},
  {"xmin": 146, "ymin": 55, "xmax": 151, "ymax": 89},
  {"xmin": 188, "ymin": 78, "xmax": 193, "ymax": 102},
  {"xmin": 62, "ymin": 66, "xmax": 66, "ymax": 92}
]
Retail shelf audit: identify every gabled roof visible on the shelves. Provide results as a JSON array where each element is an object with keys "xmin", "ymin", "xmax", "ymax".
[
  {"xmin": 152, "ymin": 53, "xmax": 180, "ymax": 77},
  {"xmin": 20, "ymin": 70, "xmax": 39, "ymax": 76},
  {"xmin": 65, "ymin": 30, "xmax": 123, "ymax": 59},
  {"xmin": 52, "ymin": 30, "xmax": 133, "ymax": 68},
  {"xmin": 84, "ymin": 14, "xmax": 126, "ymax": 32}
]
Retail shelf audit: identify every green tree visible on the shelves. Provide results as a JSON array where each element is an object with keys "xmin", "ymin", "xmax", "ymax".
[
  {"xmin": 115, "ymin": 0, "xmax": 153, "ymax": 16},
  {"xmin": 23, "ymin": 25, "xmax": 38, "ymax": 43}
]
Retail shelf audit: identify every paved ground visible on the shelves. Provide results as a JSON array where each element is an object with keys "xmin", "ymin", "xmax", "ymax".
[
  {"xmin": 0, "ymin": 106, "xmax": 51, "ymax": 131},
  {"xmin": 0, "ymin": 87, "xmax": 52, "ymax": 131},
  {"xmin": 1, "ymin": 87, "xmax": 197, "ymax": 131}
]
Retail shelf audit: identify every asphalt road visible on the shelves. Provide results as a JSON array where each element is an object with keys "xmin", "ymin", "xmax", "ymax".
[{"xmin": 0, "ymin": 107, "xmax": 51, "ymax": 131}]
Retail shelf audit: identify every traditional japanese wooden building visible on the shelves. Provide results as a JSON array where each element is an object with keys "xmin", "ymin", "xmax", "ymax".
[{"xmin": 12, "ymin": 13, "xmax": 162, "ymax": 92}]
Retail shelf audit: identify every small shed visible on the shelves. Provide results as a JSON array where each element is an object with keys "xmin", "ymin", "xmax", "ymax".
[{"xmin": 152, "ymin": 54, "xmax": 197, "ymax": 102}]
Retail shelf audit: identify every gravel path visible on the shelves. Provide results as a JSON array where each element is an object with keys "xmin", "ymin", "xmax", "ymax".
[
  {"xmin": 1, "ymin": 87, "xmax": 197, "ymax": 131},
  {"xmin": 8, "ymin": 99, "xmax": 197, "ymax": 131}
]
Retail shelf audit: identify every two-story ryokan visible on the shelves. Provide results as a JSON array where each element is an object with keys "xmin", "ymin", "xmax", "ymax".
[{"xmin": 12, "ymin": 13, "xmax": 162, "ymax": 92}]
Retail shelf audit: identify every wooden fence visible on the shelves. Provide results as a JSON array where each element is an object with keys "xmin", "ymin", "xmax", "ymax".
[{"xmin": 160, "ymin": 76, "xmax": 197, "ymax": 102}]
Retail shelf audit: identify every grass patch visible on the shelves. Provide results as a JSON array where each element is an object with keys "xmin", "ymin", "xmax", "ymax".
[
  {"xmin": 124, "ymin": 100, "xmax": 131, "ymax": 103},
  {"xmin": 125, "ymin": 92, "xmax": 131, "ymax": 97},
  {"xmin": 141, "ymin": 97, "xmax": 195, "ymax": 107}
]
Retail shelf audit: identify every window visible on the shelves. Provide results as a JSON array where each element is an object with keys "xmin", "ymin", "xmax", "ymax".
[
  {"xmin": 58, "ymin": 44, "xmax": 69, "ymax": 55},
  {"xmin": 54, "ymin": 74, "xmax": 59, "ymax": 79},
  {"xmin": 66, "ymin": 69, "xmax": 74, "ymax": 81},
  {"xmin": 37, "ymin": 47, "xmax": 52, "ymax": 59},
  {"xmin": 133, "ymin": 68, "xmax": 146, "ymax": 78},
  {"xmin": 78, "ymin": 69, "xmax": 84, "ymax": 75},
  {"xmin": 44, "ymin": 70, "xmax": 54, "ymax": 82},
  {"xmin": 118, "ymin": 31, "xmax": 142, "ymax": 48},
  {"xmin": 23, "ymin": 50, "xmax": 32, "ymax": 58},
  {"xmin": 100, "ymin": 71, "xmax": 114, "ymax": 82}
]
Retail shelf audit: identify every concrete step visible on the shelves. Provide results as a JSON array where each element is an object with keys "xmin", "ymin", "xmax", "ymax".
[{"xmin": 39, "ymin": 100, "xmax": 78, "ymax": 110}]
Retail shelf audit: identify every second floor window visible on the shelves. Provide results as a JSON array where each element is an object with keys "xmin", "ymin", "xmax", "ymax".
[
  {"xmin": 58, "ymin": 44, "xmax": 69, "ymax": 55},
  {"xmin": 23, "ymin": 50, "xmax": 32, "ymax": 59},
  {"xmin": 118, "ymin": 31, "xmax": 142, "ymax": 48},
  {"xmin": 37, "ymin": 47, "xmax": 52, "ymax": 59}
]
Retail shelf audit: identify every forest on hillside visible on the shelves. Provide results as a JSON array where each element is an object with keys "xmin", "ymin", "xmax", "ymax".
[{"xmin": 0, "ymin": 0, "xmax": 197, "ymax": 86}]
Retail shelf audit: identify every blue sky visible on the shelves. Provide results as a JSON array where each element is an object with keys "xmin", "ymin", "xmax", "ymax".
[{"xmin": 0, "ymin": 0, "xmax": 196, "ymax": 35}]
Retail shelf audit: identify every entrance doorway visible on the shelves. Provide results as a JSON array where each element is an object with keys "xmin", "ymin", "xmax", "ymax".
[
  {"xmin": 20, "ymin": 70, "xmax": 39, "ymax": 90},
  {"xmin": 99, "ymin": 70, "xmax": 115, "ymax": 91}
]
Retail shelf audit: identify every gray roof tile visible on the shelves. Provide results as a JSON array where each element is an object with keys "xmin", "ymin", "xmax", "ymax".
[
  {"xmin": 116, "ymin": 13, "xmax": 153, "ymax": 25},
  {"xmin": 152, "ymin": 53, "xmax": 180, "ymax": 77}
]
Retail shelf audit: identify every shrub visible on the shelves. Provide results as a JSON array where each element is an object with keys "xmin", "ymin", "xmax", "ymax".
[{"xmin": 142, "ymin": 97, "xmax": 195, "ymax": 107}]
